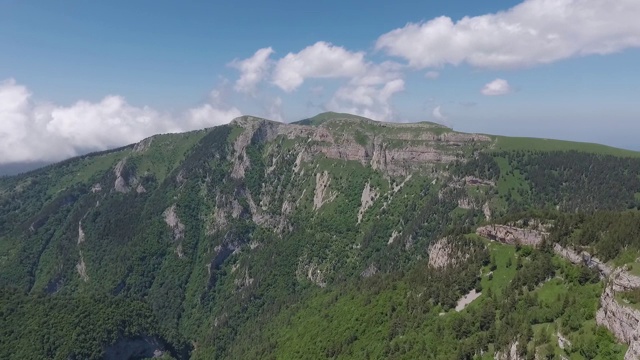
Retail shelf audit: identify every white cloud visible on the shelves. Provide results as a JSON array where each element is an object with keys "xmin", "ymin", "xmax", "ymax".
[
  {"xmin": 481, "ymin": 78, "xmax": 512, "ymax": 96},
  {"xmin": 324, "ymin": 60, "xmax": 406, "ymax": 121},
  {"xmin": 228, "ymin": 40, "xmax": 408, "ymax": 121},
  {"xmin": 0, "ymin": 79, "xmax": 241, "ymax": 164},
  {"xmin": 376, "ymin": 0, "xmax": 640, "ymax": 69},
  {"xmin": 425, "ymin": 71, "xmax": 440, "ymax": 79},
  {"xmin": 266, "ymin": 96, "xmax": 284, "ymax": 122},
  {"xmin": 186, "ymin": 103, "xmax": 242, "ymax": 128},
  {"xmin": 245, "ymin": 41, "xmax": 406, "ymax": 120},
  {"xmin": 231, "ymin": 47, "xmax": 274, "ymax": 94},
  {"xmin": 349, "ymin": 61, "xmax": 404, "ymax": 86},
  {"xmin": 272, "ymin": 41, "xmax": 367, "ymax": 92},
  {"xmin": 433, "ymin": 105, "xmax": 446, "ymax": 120},
  {"xmin": 328, "ymin": 78, "xmax": 405, "ymax": 121}
]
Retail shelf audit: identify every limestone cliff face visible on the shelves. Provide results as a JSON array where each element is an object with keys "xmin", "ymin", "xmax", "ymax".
[
  {"xmin": 229, "ymin": 115, "xmax": 492, "ymax": 178},
  {"xmin": 113, "ymin": 159, "xmax": 132, "ymax": 193},
  {"xmin": 223, "ymin": 115, "xmax": 491, "ymax": 237},
  {"xmin": 475, "ymin": 224, "xmax": 548, "ymax": 247},
  {"xmin": 596, "ymin": 268, "xmax": 640, "ymax": 360},
  {"xmin": 163, "ymin": 205, "xmax": 185, "ymax": 242},
  {"xmin": 313, "ymin": 130, "xmax": 488, "ymax": 176},
  {"xmin": 478, "ymin": 222, "xmax": 640, "ymax": 359},
  {"xmin": 612, "ymin": 269, "xmax": 640, "ymax": 292},
  {"xmin": 494, "ymin": 342, "xmax": 523, "ymax": 360},
  {"xmin": 552, "ymin": 244, "xmax": 613, "ymax": 277},
  {"xmin": 428, "ymin": 237, "xmax": 470, "ymax": 269},
  {"xmin": 113, "ymin": 158, "xmax": 142, "ymax": 193}
]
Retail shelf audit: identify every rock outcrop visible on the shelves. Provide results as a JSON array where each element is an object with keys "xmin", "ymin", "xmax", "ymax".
[
  {"xmin": 357, "ymin": 181, "xmax": 378, "ymax": 223},
  {"xmin": 313, "ymin": 171, "xmax": 337, "ymax": 210},
  {"xmin": 552, "ymin": 244, "xmax": 612, "ymax": 277},
  {"xmin": 230, "ymin": 118, "xmax": 264, "ymax": 179},
  {"xmin": 387, "ymin": 230, "xmax": 399, "ymax": 245},
  {"xmin": 597, "ymin": 287, "xmax": 640, "ymax": 347},
  {"xmin": 494, "ymin": 342, "xmax": 523, "ymax": 360},
  {"xmin": 476, "ymin": 224, "xmax": 548, "ymax": 247},
  {"xmin": 596, "ymin": 269, "xmax": 640, "ymax": 360},
  {"xmin": 133, "ymin": 137, "xmax": 153, "ymax": 153},
  {"xmin": 482, "ymin": 202, "xmax": 492, "ymax": 221},
  {"xmin": 552, "ymin": 244, "xmax": 583, "ymax": 264},
  {"xmin": 77, "ymin": 222, "xmax": 85, "ymax": 244},
  {"xmin": 457, "ymin": 197, "xmax": 475, "ymax": 210},
  {"xmin": 76, "ymin": 252, "xmax": 89, "ymax": 282},
  {"xmin": 113, "ymin": 158, "xmax": 140, "ymax": 193},
  {"xmin": 234, "ymin": 268, "xmax": 255, "ymax": 291},
  {"xmin": 113, "ymin": 159, "xmax": 130, "ymax": 193},
  {"xmin": 90, "ymin": 183, "xmax": 102, "ymax": 193},
  {"xmin": 360, "ymin": 263, "xmax": 378, "ymax": 278},
  {"xmin": 612, "ymin": 269, "xmax": 640, "ymax": 292},
  {"xmin": 296, "ymin": 256, "xmax": 327, "ymax": 288},
  {"xmin": 479, "ymin": 221, "xmax": 640, "ymax": 358},
  {"xmin": 464, "ymin": 176, "xmax": 495, "ymax": 187},
  {"xmin": 229, "ymin": 114, "xmax": 492, "ymax": 179},
  {"xmin": 557, "ymin": 332, "xmax": 571, "ymax": 350},
  {"xmin": 428, "ymin": 237, "xmax": 469, "ymax": 269},
  {"xmin": 163, "ymin": 205, "xmax": 185, "ymax": 242}
]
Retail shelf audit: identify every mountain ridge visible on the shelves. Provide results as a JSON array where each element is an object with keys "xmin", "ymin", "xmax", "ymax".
[{"xmin": 2, "ymin": 112, "xmax": 638, "ymax": 179}]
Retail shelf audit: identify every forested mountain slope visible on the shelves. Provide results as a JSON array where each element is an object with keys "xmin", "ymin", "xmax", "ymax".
[{"xmin": 1, "ymin": 112, "xmax": 640, "ymax": 359}]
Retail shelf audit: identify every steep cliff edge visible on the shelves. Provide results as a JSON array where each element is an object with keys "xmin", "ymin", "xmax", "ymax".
[
  {"xmin": 596, "ymin": 269, "xmax": 640, "ymax": 360},
  {"xmin": 478, "ymin": 222, "xmax": 640, "ymax": 359},
  {"xmin": 231, "ymin": 113, "xmax": 492, "ymax": 177},
  {"xmin": 476, "ymin": 224, "xmax": 548, "ymax": 247}
]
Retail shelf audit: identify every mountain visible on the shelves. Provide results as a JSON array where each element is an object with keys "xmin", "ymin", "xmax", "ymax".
[{"xmin": 2, "ymin": 112, "xmax": 640, "ymax": 359}]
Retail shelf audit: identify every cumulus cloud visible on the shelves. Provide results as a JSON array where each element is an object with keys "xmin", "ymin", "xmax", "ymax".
[
  {"xmin": 327, "ymin": 79, "xmax": 405, "ymax": 121},
  {"xmin": 376, "ymin": 0, "xmax": 640, "ymax": 69},
  {"xmin": 186, "ymin": 103, "xmax": 242, "ymax": 128},
  {"xmin": 432, "ymin": 105, "xmax": 446, "ymax": 120},
  {"xmin": 272, "ymin": 41, "xmax": 367, "ymax": 92},
  {"xmin": 481, "ymin": 78, "xmax": 512, "ymax": 96},
  {"xmin": 231, "ymin": 47, "xmax": 274, "ymax": 94},
  {"xmin": 326, "ymin": 61, "xmax": 405, "ymax": 121},
  {"xmin": 228, "ymin": 39, "xmax": 408, "ymax": 121},
  {"xmin": 425, "ymin": 71, "xmax": 440, "ymax": 79},
  {"xmin": 0, "ymin": 79, "xmax": 241, "ymax": 164}
]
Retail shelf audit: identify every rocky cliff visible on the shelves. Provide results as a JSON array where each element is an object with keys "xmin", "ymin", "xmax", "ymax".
[
  {"xmin": 479, "ymin": 222, "xmax": 640, "ymax": 359},
  {"xmin": 494, "ymin": 342, "xmax": 523, "ymax": 360},
  {"xmin": 552, "ymin": 244, "xmax": 613, "ymax": 277},
  {"xmin": 596, "ymin": 268, "xmax": 640, "ymax": 360},
  {"xmin": 428, "ymin": 237, "xmax": 470, "ymax": 269},
  {"xmin": 476, "ymin": 224, "xmax": 548, "ymax": 247},
  {"xmin": 231, "ymin": 114, "xmax": 491, "ymax": 177}
]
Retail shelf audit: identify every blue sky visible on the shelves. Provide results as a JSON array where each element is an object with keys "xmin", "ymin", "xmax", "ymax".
[{"xmin": 1, "ymin": 0, "xmax": 640, "ymax": 164}]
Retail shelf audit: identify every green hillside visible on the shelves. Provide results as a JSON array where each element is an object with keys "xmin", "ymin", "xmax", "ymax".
[
  {"xmin": 493, "ymin": 135, "xmax": 640, "ymax": 157},
  {"xmin": 1, "ymin": 113, "xmax": 640, "ymax": 359}
]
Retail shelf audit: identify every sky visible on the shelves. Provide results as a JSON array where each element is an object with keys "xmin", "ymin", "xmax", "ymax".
[{"xmin": 1, "ymin": 0, "xmax": 640, "ymax": 165}]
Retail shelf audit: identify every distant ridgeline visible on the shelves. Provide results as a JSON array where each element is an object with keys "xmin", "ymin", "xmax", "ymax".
[
  {"xmin": 1, "ymin": 112, "xmax": 640, "ymax": 359},
  {"xmin": 0, "ymin": 161, "xmax": 51, "ymax": 177}
]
